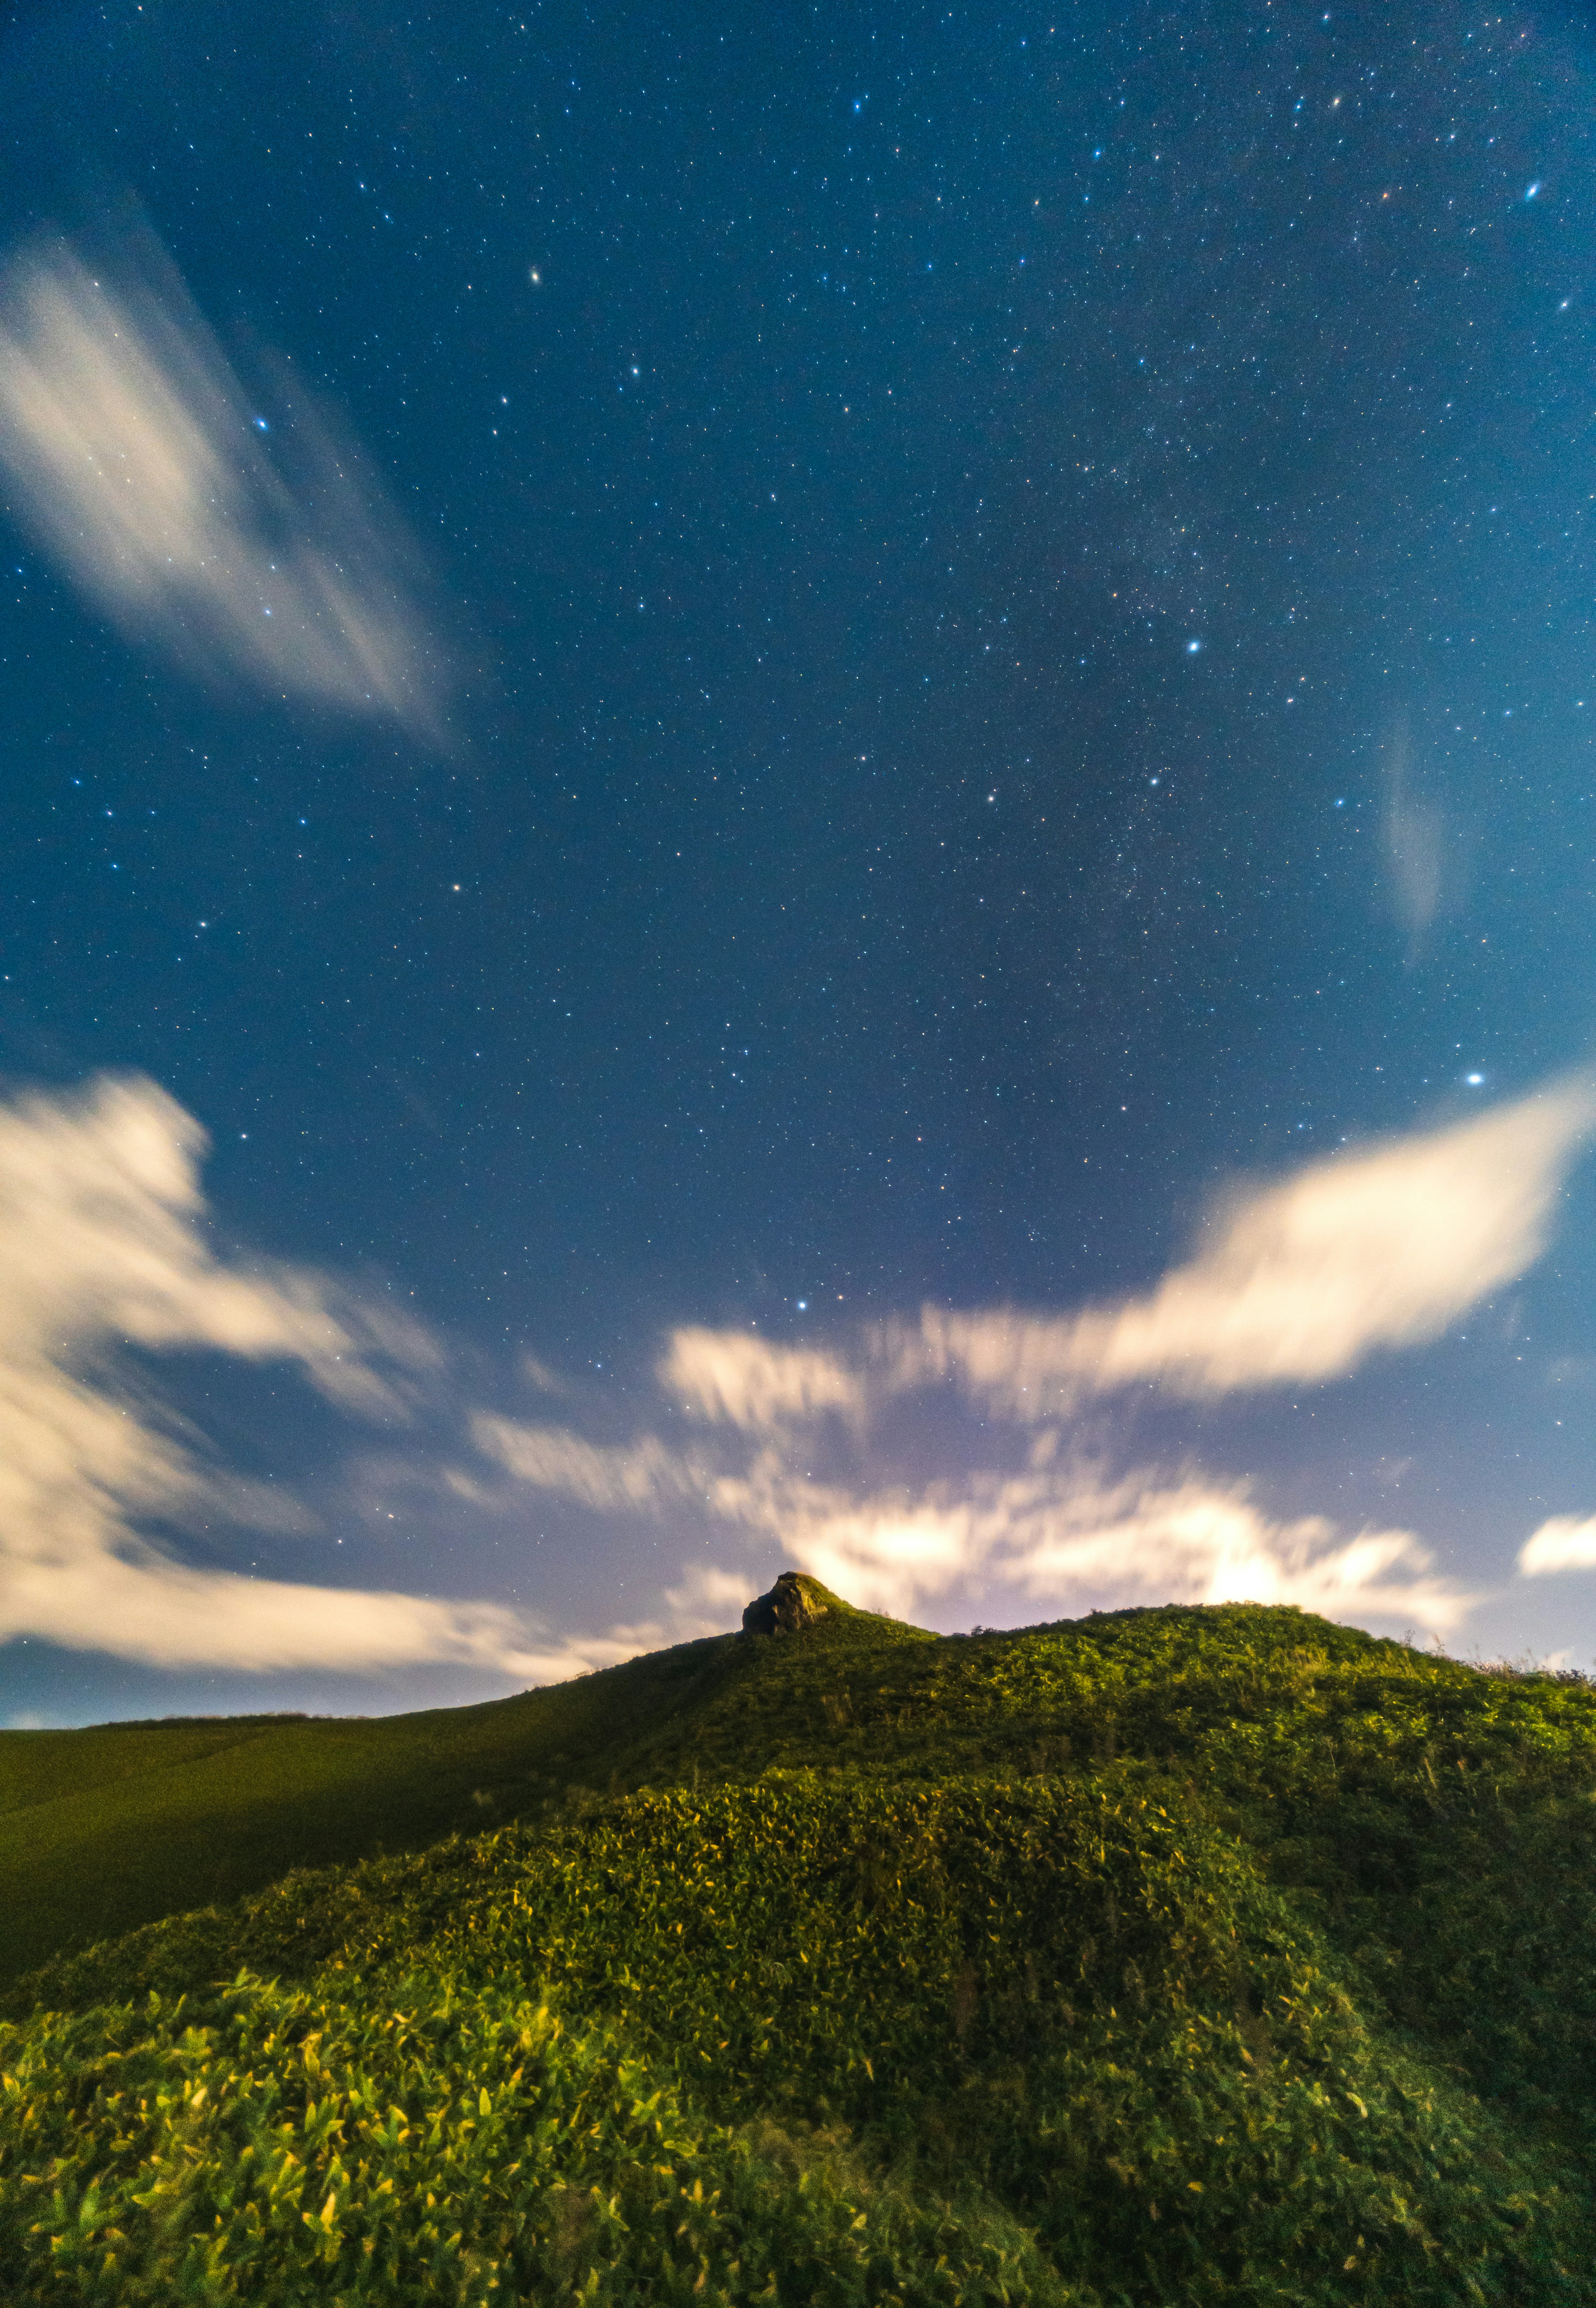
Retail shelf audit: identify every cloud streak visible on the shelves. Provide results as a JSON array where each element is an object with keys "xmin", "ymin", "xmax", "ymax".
[
  {"xmin": 892, "ymin": 1078, "xmax": 1596, "ymax": 1411},
  {"xmin": 471, "ymin": 1416, "xmax": 714, "ymax": 1513},
  {"xmin": 1383, "ymin": 719, "xmax": 1448, "ymax": 949},
  {"xmin": 992, "ymin": 1471, "xmax": 1471, "ymax": 1631},
  {"xmin": 0, "ymin": 226, "xmax": 445, "ymax": 734},
  {"xmin": 0, "ymin": 1075, "xmax": 548, "ymax": 1675},
  {"xmin": 660, "ymin": 1327, "xmax": 861, "ymax": 1430},
  {"xmin": 481, "ymin": 1392, "xmax": 1475, "ymax": 1635},
  {"xmin": 1518, "ymin": 1517, "xmax": 1596, "ymax": 1576}
]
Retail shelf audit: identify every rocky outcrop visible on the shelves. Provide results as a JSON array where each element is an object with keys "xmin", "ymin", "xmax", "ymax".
[{"xmin": 741, "ymin": 1570, "xmax": 833, "ymax": 1636}]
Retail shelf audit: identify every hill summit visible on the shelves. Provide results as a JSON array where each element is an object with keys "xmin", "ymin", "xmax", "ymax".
[
  {"xmin": 739, "ymin": 1567, "xmax": 851, "ymax": 1634},
  {"xmin": 4, "ymin": 1595, "xmax": 1596, "ymax": 2304}
]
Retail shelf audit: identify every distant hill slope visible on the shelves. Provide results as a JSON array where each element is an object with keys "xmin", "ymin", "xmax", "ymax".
[
  {"xmin": 0, "ymin": 1631, "xmax": 749, "ymax": 1987},
  {"xmin": 6, "ymin": 1593, "xmax": 1596, "ymax": 2304},
  {"xmin": 0, "ymin": 1576, "xmax": 914, "ymax": 1985}
]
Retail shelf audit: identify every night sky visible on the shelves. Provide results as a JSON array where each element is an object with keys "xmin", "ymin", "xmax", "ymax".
[{"xmin": 3, "ymin": 0, "xmax": 1596, "ymax": 1725}]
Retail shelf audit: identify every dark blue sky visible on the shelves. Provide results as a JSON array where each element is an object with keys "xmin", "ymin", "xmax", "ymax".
[{"xmin": 3, "ymin": 0, "xmax": 1596, "ymax": 1723}]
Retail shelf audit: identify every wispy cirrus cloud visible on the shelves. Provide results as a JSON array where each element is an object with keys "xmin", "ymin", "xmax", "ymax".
[
  {"xmin": 0, "ymin": 224, "xmax": 446, "ymax": 734},
  {"xmin": 639, "ymin": 1085, "xmax": 1596, "ymax": 1444},
  {"xmin": 660, "ymin": 1326, "xmax": 862, "ymax": 1430},
  {"xmin": 0, "ymin": 1074, "xmax": 549, "ymax": 1675},
  {"xmin": 471, "ymin": 1415, "xmax": 714, "ymax": 1513},
  {"xmin": 1382, "ymin": 718, "xmax": 1450, "ymax": 952},
  {"xmin": 992, "ymin": 1469, "xmax": 1470, "ymax": 1631}
]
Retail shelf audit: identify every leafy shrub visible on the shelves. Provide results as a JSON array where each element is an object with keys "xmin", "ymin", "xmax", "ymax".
[
  {"xmin": 6, "ymin": 1770, "xmax": 1586, "ymax": 2303},
  {"xmin": 0, "ymin": 1968, "xmax": 1068, "ymax": 2306}
]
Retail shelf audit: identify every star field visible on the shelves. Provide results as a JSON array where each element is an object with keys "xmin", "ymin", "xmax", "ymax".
[{"xmin": 2, "ymin": 0, "xmax": 1596, "ymax": 1716}]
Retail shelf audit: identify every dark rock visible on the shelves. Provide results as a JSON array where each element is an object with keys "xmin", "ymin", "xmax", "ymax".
[{"xmin": 742, "ymin": 1571, "xmax": 832, "ymax": 1636}]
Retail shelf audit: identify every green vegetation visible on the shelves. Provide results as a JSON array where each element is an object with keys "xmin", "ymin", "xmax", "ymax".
[
  {"xmin": 5, "ymin": 1594, "xmax": 1596, "ymax": 2301},
  {"xmin": 0, "ymin": 1635, "xmax": 757, "ymax": 1988}
]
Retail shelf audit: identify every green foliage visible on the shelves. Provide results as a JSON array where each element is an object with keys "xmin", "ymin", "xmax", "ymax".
[
  {"xmin": 1, "ymin": 1968, "xmax": 1066, "ymax": 2306},
  {"xmin": 0, "ymin": 1634, "xmax": 753, "ymax": 1985},
  {"xmin": 6, "ymin": 1601, "xmax": 1596, "ymax": 2302}
]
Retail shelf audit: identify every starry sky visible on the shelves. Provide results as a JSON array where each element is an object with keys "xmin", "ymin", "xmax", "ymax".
[{"xmin": 3, "ymin": 0, "xmax": 1596, "ymax": 1725}]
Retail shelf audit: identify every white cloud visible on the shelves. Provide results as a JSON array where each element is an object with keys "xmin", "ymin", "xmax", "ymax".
[
  {"xmin": 663, "ymin": 1562, "xmax": 753, "ymax": 1635},
  {"xmin": 8, "ymin": 1076, "xmax": 1496, "ymax": 1685},
  {"xmin": 467, "ymin": 1079, "xmax": 1596, "ymax": 1654},
  {"xmin": 1518, "ymin": 1517, "xmax": 1596, "ymax": 1576},
  {"xmin": 5, "ymin": 1551, "xmax": 551, "ymax": 1676},
  {"xmin": 702, "ymin": 1451, "xmax": 1470, "ymax": 1634},
  {"xmin": 0, "ymin": 226, "xmax": 445, "ymax": 734},
  {"xmin": 500, "ymin": 1572, "xmax": 761, "ymax": 1682},
  {"xmin": 480, "ymin": 1619, "xmax": 678, "ymax": 1686},
  {"xmin": 995, "ymin": 1471, "xmax": 1471, "ymax": 1633},
  {"xmin": 893, "ymin": 1078, "xmax": 1596, "ymax": 1410},
  {"xmin": 660, "ymin": 1326, "xmax": 863, "ymax": 1431},
  {"xmin": 520, "ymin": 1352, "xmax": 570, "ymax": 1396},
  {"xmin": 0, "ymin": 1074, "xmax": 552, "ymax": 1676},
  {"xmin": 706, "ymin": 1449, "xmax": 980, "ymax": 1614},
  {"xmin": 0, "ymin": 1072, "xmax": 440, "ymax": 1415},
  {"xmin": 470, "ymin": 1415, "xmax": 712, "ymax": 1512}
]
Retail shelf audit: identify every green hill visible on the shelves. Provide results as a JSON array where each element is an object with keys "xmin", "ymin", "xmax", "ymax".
[{"xmin": 5, "ymin": 1586, "xmax": 1596, "ymax": 2303}]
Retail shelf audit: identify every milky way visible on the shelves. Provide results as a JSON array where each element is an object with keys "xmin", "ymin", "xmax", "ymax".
[{"xmin": 1, "ymin": 0, "xmax": 1594, "ymax": 1721}]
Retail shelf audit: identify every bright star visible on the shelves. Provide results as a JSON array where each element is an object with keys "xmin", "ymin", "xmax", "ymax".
[{"xmin": 1186, "ymin": 638, "xmax": 1201, "ymax": 654}]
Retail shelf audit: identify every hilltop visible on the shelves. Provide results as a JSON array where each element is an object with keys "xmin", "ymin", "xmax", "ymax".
[{"xmin": 4, "ymin": 1587, "xmax": 1596, "ymax": 2303}]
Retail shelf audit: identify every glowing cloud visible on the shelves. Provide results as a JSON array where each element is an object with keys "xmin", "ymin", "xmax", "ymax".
[
  {"xmin": 0, "ymin": 227, "xmax": 445, "ymax": 733},
  {"xmin": 895, "ymin": 1077, "xmax": 1596, "ymax": 1411},
  {"xmin": 472, "ymin": 1078, "xmax": 1594, "ymax": 1655},
  {"xmin": 4, "ymin": 1554, "xmax": 548, "ymax": 1677},
  {"xmin": 0, "ymin": 1075, "xmax": 542, "ymax": 1675},
  {"xmin": 660, "ymin": 1326, "xmax": 862, "ymax": 1431},
  {"xmin": 995, "ymin": 1472, "xmax": 1471, "ymax": 1632},
  {"xmin": 702, "ymin": 1453, "xmax": 1470, "ymax": 1634},
  {"xmin": 1518, "ymin": 1517, "xmax": 1596, "ymax": 1576}
]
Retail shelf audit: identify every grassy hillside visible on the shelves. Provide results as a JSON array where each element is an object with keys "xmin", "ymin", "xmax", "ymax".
[
  {"xmin": 0, "ymin": 1631, "xmax": 767, "ymax": 1987},
  {"xmin": 5, "ymin": 1591, "xmax": 1596, "ymax": 2303}
]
